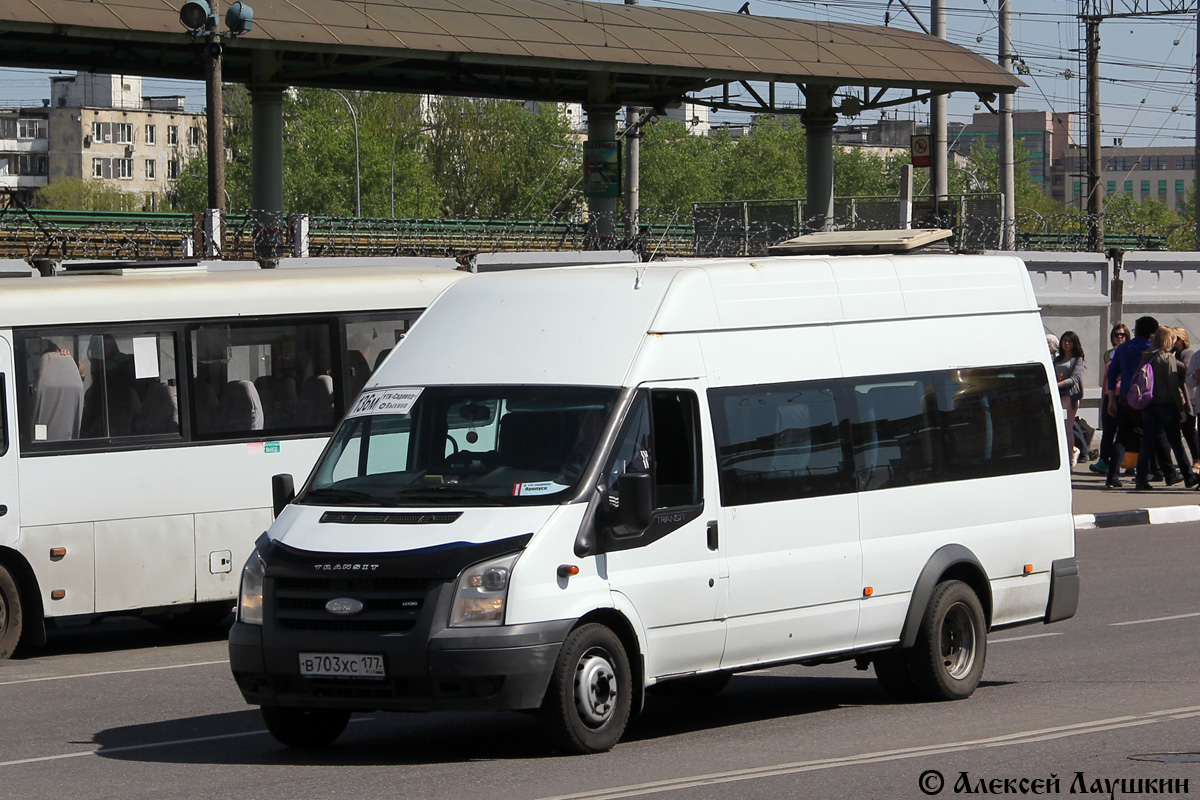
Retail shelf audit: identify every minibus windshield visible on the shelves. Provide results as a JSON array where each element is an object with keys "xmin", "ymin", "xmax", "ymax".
[{"xmin": 302, "ymin": 385, "xmax": 621, "ymax": 507}]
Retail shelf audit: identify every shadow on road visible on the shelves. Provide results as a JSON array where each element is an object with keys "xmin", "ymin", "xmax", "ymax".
[
  {"xmin": 89, "ymin": 671, "xmax": 1009, "ymax": 765},
  {"xmin": 30, "ymin": 614, "xmax": 233, "ymax": 658}
]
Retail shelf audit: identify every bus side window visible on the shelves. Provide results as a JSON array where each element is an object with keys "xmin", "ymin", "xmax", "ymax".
[{"xmin": 0, "ymin": 374, "xmax": 8, "ymax": 455}]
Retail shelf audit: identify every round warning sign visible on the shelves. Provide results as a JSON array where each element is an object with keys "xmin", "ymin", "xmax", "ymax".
[{"xmin": 911, "ymin": 135, "xmax": 932, "ymax": 168}]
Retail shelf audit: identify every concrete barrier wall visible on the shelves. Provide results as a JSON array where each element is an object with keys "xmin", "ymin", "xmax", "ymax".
[{"xmin": 1018, "ymin": 250, "xmax": 1200, "ymax": 426}]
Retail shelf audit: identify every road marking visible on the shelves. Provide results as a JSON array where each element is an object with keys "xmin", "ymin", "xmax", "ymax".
[
  {"xmin": 0, "ymin": 660, "xmax": 227, "ymax": 687},
  {"xmin": 529, "ymin": 706, "xmax": 1200, "ymax": 800},
  {"xmin": 990, "ymin": 632, "xmax": 1062, "ymax": 644},
  {"xmin": 1110, "ymin": 611, "xmax": 1200, "ymax": 627}
]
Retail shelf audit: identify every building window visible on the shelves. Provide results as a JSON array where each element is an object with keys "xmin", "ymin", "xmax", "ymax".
[
  {"xmin": 145, "ymin": 124, "xmax": 157, "ymax": 146},
  {"xmin": 18, "ymin": 155, "xmax": 47, "ymax": 176},
  {"xmin": 114, "ymin": 123, "xmax": 134, "ymax": 145},
  {"xmin": 1140, "ymin": 180, "xmax": 1150, "ymax": 196},
  {"xmin": 115, "ymin": 158, "xmax": 134, "ymax": 179},
  {"xmin": 1107, "ymin": 156, "xmax": 1131, "ymax": 172},
  {"xmin": 167, "ymin": 159, "xmax": 180, "ymax": 180},
  {"xmin": 1124, "ymin": 180, "xmax": 1133, "ymax": 194},
  {"xmin": 1072, "ymin": 181, "xmax": 1081, "ymax": 196},
  {"xmin": 0, "ymin": 118, "xmax": 15, "ymax": 139},
  {"xmin": 17, "ymin": 118, "xmax": 45, "ymax": 140},
  {"xmin": 1176, "ymin": 155, "xmax": 1195, "ymax": 171},
  {"xmin": 1158, "ymin": 179, "xmax": 1168, "ymax": 196},
  {"xmin": 1106, "ymin": 181, "xmax": 1116, "ymax": 195},
  {"xmin": 1052, "ymin": 174, "xmax": 1064, "ymax": 186},
  {"xmin": 188, "ymin": 126, "xmax": 202, "ymax": 147},
  {"xmin": 1143, "ymin": 155, "xmax": 1168, "ymax": 171},
  {"xmin": 92, "ymin": 158, "xmax": 109, "ymax": 179},
  {"xmin": 92, "ymin": 121, "xmax": 111, "ymax": 143},
  {"xmin": 167, "ymin": 125, "xmax": 178, "ymax": 146},
  {"xmin": 145, "ymin": 159, "xmax": 156, "ymax": 180},
  {"xmin": 1177, "ymin": 179, "xmax": 1186, "ymax": 196}
]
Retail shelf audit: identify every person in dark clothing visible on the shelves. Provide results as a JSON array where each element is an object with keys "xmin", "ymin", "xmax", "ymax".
[
  {"xmin": 1135, "ymin": 327, "xmax": 1197, "ymax": 489},
  {"xmin": 1105, "ymin": 316, "xmax": 1158, "ymax": 488}
]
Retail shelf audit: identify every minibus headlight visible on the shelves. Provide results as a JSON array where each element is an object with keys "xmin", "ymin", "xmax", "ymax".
[
  {"xmin": 238, "ymin": 549, "xmax": 266, "ymax": 625},
  {"xmin": 450, "ymin": 553, "xmax": 519, "ymax": 627}
]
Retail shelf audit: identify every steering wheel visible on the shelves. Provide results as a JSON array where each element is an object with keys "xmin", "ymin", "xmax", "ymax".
[{"xmin": 445, "ymin": 434, "xmax": 459, "ymax": 455}]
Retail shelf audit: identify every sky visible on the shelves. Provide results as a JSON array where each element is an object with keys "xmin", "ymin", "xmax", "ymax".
[{"xmin": 0, "ymin": 0, "xmax": 1196, "ymax": 149}]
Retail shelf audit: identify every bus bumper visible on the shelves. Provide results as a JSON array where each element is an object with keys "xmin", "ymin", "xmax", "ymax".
[{"xmin": 229, "ymin": 619, "xmax": 573, "ymax": 713}]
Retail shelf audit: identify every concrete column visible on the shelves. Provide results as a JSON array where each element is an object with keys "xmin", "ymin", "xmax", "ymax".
[
  {"xmin": 584, "ymin": 104, "xmax": 619, "ymax": 249},
  {"xmin": 250, "ymin": 51, "xmax": 285, "ymax": 262},
  {"xmin": 802, "ymin": 85, "xmax": 838, "ymax": 233}
]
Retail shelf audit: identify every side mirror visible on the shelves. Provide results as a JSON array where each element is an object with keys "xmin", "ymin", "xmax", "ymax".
[
  {"xmin": 272, "ymin": 473, "xmax": 295, "ymax": 519},
  {"xmin": 610, "ymin": 472, "xmax": 653, "ymax": 537}
]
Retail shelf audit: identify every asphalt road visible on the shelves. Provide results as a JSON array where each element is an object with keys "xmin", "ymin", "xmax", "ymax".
[{"xmin": 1, "ymin": 522, "xmax": 1198, "ymax": 800}]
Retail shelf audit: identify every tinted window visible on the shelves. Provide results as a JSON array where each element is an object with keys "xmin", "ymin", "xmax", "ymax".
[
  {"xmin": 710, "ymin": 384, "xmax": 853, "ymax": 505},
  {"xmin": 709, "ymin": 363, "xmax": 1058, "ymax": 506}
]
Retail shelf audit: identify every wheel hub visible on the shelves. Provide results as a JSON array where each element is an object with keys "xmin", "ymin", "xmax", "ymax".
[
  {"xmin": 940, "ymin": 601, "xmax": 977, "ymax": 679},
  {"xmin": 574, "ymin": 649, "xmax": 617, "ymax": 727}
]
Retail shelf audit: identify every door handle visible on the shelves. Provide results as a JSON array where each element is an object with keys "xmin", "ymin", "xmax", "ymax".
[{"xmin": 706, "ymin": 520, "xmax": 718, "ymax": 551}]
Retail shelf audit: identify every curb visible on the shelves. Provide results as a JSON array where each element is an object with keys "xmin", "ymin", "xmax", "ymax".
[{"xmin": 1073, "ymin": 505, "xmax": 1200, "ymax": 530}]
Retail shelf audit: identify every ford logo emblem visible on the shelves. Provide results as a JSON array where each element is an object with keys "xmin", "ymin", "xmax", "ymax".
[{"xmin": 325, "ymin": 597, "xmax": 365, "ymax": 616}]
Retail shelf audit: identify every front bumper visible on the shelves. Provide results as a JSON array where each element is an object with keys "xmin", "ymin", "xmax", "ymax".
[{"xmin": 229, "ymin": 617, "xmax": 573, "ymax": 713}]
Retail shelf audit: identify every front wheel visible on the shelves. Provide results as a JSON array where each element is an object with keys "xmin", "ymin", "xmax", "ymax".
[
  {"xmin": 541, "ymin": 623, "xmax": 632, "ymax": 755},
  {"xmin": 261, "ymin": 706, "xmax": 351, "ymax": 748},
  {"xmin": 0, "ymin": 563, "xmax": 25, "ymax": 660},
  {"xmin": 908, "ymin": 580, "xmax": 988, "ymax": 700}
]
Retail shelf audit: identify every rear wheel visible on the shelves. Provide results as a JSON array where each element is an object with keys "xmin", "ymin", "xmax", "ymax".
[
  {"xmin": 541, "ymin": 623, "xmax": 632, "ymax": 754},
  {"xmin": 0, "ymin": 564, "xmax": 25, "ymax": 660},
  {"xmin": 908, "ymin": 580, "xmax": 987, "ymax": 700},
  {"xmin": 261, "ymin": 706, "xmax": 351, "ymax": 748}
]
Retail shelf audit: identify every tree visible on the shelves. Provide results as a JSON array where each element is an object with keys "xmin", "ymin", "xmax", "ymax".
[
  {"xmin": 35, "ymin": 178, "xmax": 151, "ymax": 212},
  {"xmin": 424, "ymin": 98, "xmax": 579, "ymax": 218}
]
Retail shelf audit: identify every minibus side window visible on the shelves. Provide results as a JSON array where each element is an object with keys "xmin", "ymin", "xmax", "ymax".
[
  {"xmin": 849, "ymin": 375, "xmax": 943, "ymax": 491},
  {"xmin": 709, "ymin": 382, "xmax": 854, "ymax": 506},
  {"xmin": 650, "ymin": 390, "xmax": 702, "ymax": 509}
]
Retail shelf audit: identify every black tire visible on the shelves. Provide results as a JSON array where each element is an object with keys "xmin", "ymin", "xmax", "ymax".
[
  {"xmin": 908, "ymin": 580, "xmax": 987, "ymax": 701},
  {"xmin": 541, "ymin": 623, "xmax": 632, "ymax": 755},
  {"xmin": 261, "ymin": 706, "xmax": 351, "ymax": 748},
  {"xmin": 647, "ymin": 670, "xmax": 731, "ymax": 698},
  {"xmin": 872, "ymin": 650, "xmax": 920, "ymax": 701},
  {"xmin": 0, "ymin": 563, "xmax": 25, "ymax": 660}
]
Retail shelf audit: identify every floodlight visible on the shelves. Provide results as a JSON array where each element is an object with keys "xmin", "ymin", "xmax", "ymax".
[
  {"xmin": 225, "ymin": 2, "xmax": 254, "ymax": 35},
  {"xmin": 179, "ymin": 0, "xmax": 214, "ymax": 31}
]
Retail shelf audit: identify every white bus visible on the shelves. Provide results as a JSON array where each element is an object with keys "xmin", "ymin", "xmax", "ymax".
[{"xmin": 0, "ymin": 263, "xmax": 464, "ymax": 658}]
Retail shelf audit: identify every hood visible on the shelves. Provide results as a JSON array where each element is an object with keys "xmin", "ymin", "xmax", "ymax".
[{"xmin": 267, "ymin": 502, "xmax": 563, "ymax": 555}]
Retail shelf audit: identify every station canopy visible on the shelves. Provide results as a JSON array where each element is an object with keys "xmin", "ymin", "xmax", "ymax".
[{"xmin": 0, "ymin": 0, "xmax": 1021, "ymax": 112}]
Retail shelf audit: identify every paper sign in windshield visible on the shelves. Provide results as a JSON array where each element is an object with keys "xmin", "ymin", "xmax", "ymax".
[
  {"xmin": 349, "ymin": 387, "xmax": 424, "ymax": 417},
  {"xmin": 511, "ymin": 481, "xmax": 569, "ymax": 497}
]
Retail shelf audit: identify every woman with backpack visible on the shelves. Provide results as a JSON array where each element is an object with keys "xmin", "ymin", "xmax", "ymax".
[
  {"xmin": 1134, "ymin": 326, "xmax": 1196, "ymax": 490},
  {"xmin": 1055, "ymin": 331, "xmax": 1086, "ymax": 466}
]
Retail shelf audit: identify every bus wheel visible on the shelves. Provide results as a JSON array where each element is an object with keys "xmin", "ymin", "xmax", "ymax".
[
  {"xmin": 261, "ymin": 706, "xmax": 351, "ymax": 748},
  {"xmin": 909, "ymin": 580, "xmax": 987, "ymax": 701},
  {"xmin": 541, "ymin": 623, "xmax": 632, "ymax": 755},
  {"xmin": 0, "ymin": 564, "xmax": 24, "ymax": 660}
]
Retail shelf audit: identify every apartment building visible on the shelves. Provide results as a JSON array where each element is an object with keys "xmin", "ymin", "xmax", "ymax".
[
  {"xmin": 0, "ymin": 108, "xmax": 50, "ymax": 205},
  {"xmin": 1058, "ymin": 145, "xmax": 1196, "ymax": 210},
  {"xmin": 46, "ymin": 73, "xmax": 205, "ymax": 205}
]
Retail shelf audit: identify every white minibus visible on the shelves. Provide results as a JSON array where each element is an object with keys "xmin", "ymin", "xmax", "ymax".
[
  {"xmin": 0, "ymin": 263, "xmax": 464, "ymax": 658},
  {"xmin": 230, "ymin": 254, "xmax": 1079, "ymax": 753}
]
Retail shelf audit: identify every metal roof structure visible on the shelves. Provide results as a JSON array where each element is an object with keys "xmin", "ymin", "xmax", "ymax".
[{"xmin": 0, "ymin": 0, "xmax": 1021, "ymax": 111}]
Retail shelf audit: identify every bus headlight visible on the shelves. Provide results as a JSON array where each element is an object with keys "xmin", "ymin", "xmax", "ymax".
[
  {"xmin": 450, "ymin": 553, "xmax": 519, "ymax": 627},
  {"xmin": 238, "ymin": 549, "xmax": 266, "ymax": 625}
]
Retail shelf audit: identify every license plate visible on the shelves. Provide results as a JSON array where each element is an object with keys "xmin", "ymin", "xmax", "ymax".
[{"xmin": 298, "ymin": 652, "xmax": 386, "ymax": 679}]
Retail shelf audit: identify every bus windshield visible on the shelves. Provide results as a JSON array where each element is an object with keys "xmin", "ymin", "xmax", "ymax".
[{"xmin": 303, "ymin": 386, "xmax": 621, "ymax": 507}]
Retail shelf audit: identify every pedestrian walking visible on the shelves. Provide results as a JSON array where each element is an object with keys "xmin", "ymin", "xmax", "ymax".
[
  {"xmin": 1055, "ymin": 331, "xmax": 1086, "ymax": 466},
  {"xmin": 1134, "ymin": 326, "xmax": 1196, "ymax": 490},
  {"xmin": 1091, "ymin": 323, "xmax": 1130, "ymax": 476},
  {"xmin": 1106, "ymin": 316, "xmax": 1158, "ymax": 488}
]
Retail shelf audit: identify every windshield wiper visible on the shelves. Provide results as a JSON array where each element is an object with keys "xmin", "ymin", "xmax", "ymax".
[
  {"xmin": 393, "ymin": 485, "xmax": 492, "ymax": 499},
  {"xmin": 302, "ymin": 487, "xmax": 385, "ymax": 506}
]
